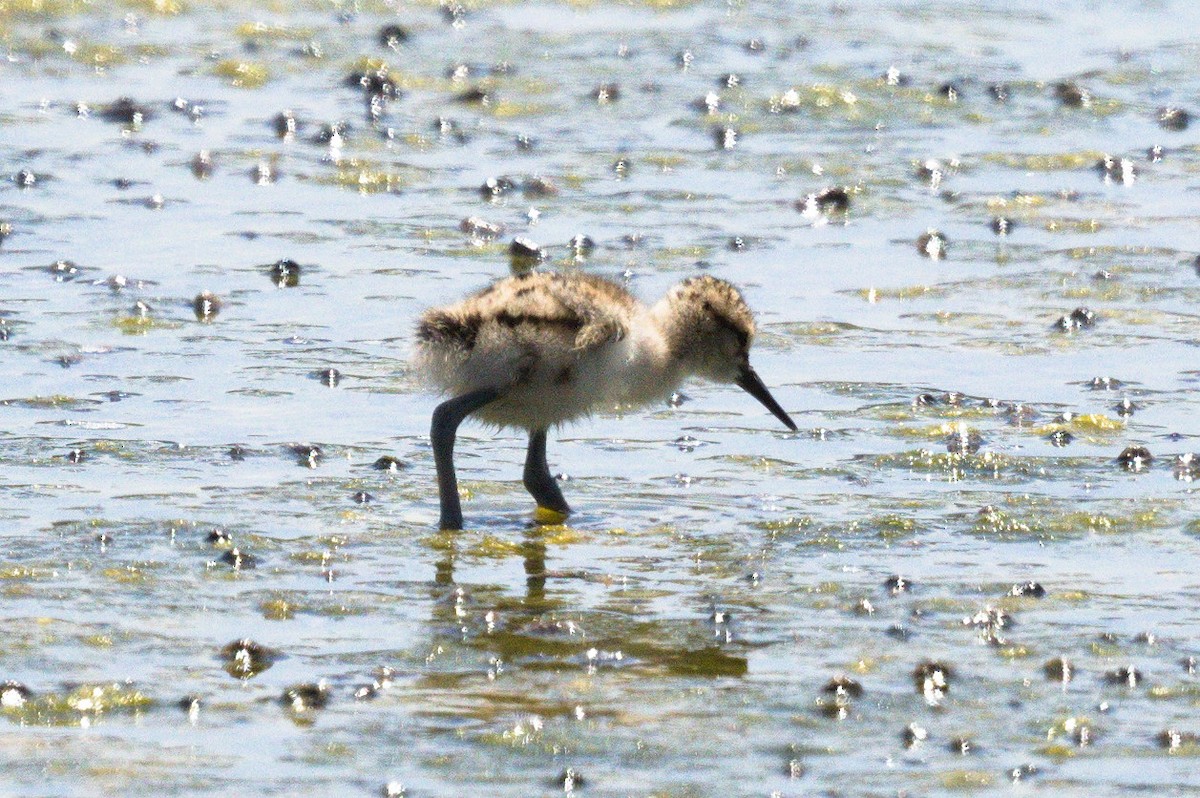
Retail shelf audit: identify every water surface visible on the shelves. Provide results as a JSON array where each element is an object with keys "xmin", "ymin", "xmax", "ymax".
[{"xmin": 2, "ymin": 1, "xmax": 1200, "ymax": 795}]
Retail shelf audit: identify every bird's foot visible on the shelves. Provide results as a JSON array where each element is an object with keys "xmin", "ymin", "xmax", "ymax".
[{"xmin": 532, "ymin": 506, "xmax": 570, "ymax": 525}]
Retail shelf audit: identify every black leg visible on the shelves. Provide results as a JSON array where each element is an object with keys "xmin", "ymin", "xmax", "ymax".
[
  {"xmin": 523, "ymin": 428, "xmax": 570, "ymax": 517},
  {"xmin": 431, "ymin": 389, "xmax": 499, "ymax": 531}
]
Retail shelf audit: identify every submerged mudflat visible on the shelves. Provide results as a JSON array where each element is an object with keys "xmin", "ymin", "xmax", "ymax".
[{"xmin": 2, "ymin": 0, "xmax": 1200, "ymax": 795}]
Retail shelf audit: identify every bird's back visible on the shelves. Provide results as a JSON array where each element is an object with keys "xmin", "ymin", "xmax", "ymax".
[{"xmin": 414, "ymin": 272, "xmax": 647, "ymax": 428}]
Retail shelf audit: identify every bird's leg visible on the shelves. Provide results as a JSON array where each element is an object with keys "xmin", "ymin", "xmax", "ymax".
[
  {"xmin": 431, "ymin": 388, "xmax": 500, "ymax": 531},
  {"xmin": 523, "ymin": 428, "xmax": 571, "ymax": 519}
]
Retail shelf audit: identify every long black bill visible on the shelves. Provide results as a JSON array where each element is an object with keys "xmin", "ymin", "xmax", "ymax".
[{"xmin": 735, "ymin": 365, "xmax": 797, "ymax": 431}]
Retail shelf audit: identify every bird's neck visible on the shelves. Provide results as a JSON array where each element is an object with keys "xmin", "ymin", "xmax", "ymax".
[
  {"xmin": 649, "ymin": 297, "xmax": 703, "ymax": 376},
  {"xmin": 615, "ymin": 304, "xmax": 686, "ymax": 407}
]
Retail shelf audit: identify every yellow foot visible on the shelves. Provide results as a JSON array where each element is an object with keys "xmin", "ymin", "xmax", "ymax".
[{"xmin": 533, "ymin": 506, "xmax": 569, "ymax": 525}]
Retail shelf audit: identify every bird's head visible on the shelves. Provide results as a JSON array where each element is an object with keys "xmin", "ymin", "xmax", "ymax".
[{"xmin": 659, "ymin": 275, "xmax": 796, "ymax": 430}]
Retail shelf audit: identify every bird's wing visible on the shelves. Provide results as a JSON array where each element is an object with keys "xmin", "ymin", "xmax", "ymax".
[{"xmin": 542, "ymin": 275, "xmax": 630, "ymax": 352}]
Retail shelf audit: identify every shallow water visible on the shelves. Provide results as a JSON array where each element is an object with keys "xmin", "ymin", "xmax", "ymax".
[{"xmin": 3, "ymin": 0, "xmax": 1200, "ymax": 795}]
